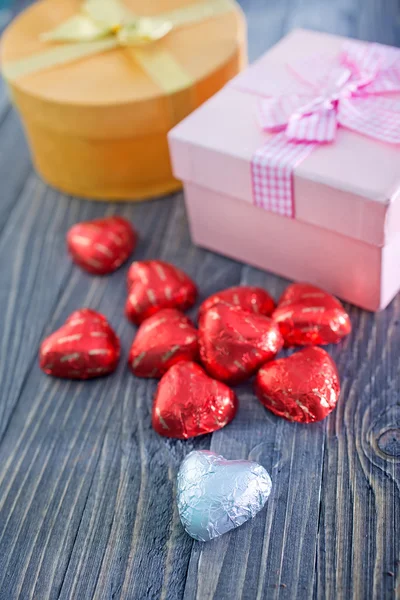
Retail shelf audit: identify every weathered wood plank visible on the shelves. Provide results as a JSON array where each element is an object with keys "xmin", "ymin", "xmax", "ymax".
[
  {"xmin": 57, "ymin": 200, "xmax": 244, "ymax": 600},
  {"xmin": 0, "ymin": 79, "xmax": 10, "ymax": 125},
  {"xmin": 240, "ymin": 0, "xmax": 293, "ymax": 60},
  {"xmin": 354, "ymin": 0, "xmax": 400, "ymax": 44},
  {"xmin": 0, "ymin": 110, "xmax": 32, "ymax": 232},
  {"xmin": 0, "ymin": 175, "xmax": 115, "ymax": 441},
  {"xmin": 316, "ymin": 305, "xmax": 400, "ymax": 599},
  {"xmin": 0, "ymin": 194, "xmax": 182, "ymax": 599},
  {"xmin": 181, "ymin": 269, "xmax": 326, "ymax": 600}
]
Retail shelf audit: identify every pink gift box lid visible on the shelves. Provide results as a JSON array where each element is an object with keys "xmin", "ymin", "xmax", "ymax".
[{"xmin": 168, "ymin": 29, "xmax": 400, "ymax": 247}]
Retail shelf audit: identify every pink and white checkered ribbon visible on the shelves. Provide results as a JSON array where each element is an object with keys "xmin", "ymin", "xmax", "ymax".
[{"xmin": 252, "ymin": 40, "xmax": 400, "ymax": 217}]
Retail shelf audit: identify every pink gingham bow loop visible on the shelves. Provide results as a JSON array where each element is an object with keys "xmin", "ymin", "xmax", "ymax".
[{"xmin": 258, "ymin": 40, "xmax": 400, "ymax": 144}]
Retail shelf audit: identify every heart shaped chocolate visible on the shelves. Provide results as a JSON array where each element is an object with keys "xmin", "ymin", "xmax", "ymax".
[
  {"xmin": 39, "ymin": 309, "xmax": 120, "ymax": 379},
  {"xmin": 67, "ymin": 216, "xmax": 137, "ymax": 275},
  {"xmin": 199, "ymin": 304, "xmax": 283, "ymax": 384},
  {"xmin": 255, "ymin": 347, "xmax": 340, "ymax": 423},
  {"xmin": 129, "ymin": 309, "xmax": 198, "ymax": 378},
  {"xmin": 272, "ymin": 283, "xmax": 351, "ymax": 346},
  {"xmin": 199, "ymin": 286, "xmax": 275, "ymax": 319},
  {"xmin": 177, "ymin": 450, "xmax": 272, "ymax": 541},
  {"xmin": 152, "ymin": 361, "xmax": 237, "ymax": 439},
  {"xmin": 125, "ymin": 260, "xmax": 197, "ymax": 325}
]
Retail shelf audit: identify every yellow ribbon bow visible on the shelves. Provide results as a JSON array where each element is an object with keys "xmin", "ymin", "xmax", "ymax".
[{"xmin": 3, "ymin": 0, "xmax": 238, "ymax": 93}]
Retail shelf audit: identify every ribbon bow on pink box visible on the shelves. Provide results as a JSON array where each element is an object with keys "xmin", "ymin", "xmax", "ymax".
[{"xmin": 251, "ymin": 40, "xmax": 400, "ymax": 217}]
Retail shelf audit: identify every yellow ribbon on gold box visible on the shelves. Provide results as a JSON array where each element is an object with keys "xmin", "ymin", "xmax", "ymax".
[{"xmin": 3, "ymin": 0, "xmax": 238, "ymax": 93}]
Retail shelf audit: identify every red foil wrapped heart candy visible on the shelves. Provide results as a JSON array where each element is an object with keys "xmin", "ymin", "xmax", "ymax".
[
  {"xmin": 153, "ymin": 361, "xmax": 238, "ymax": 439},
  {"xmin": 39, "ymin": 309, "xmax": 120, "ymax": 379},
  {"xmin": 126, "ymin": 260, "xmax": 197, "ymax": 325},
  {"xmin": 67, "ymin": 216, "xmax": 137, "ymax": 275},
  {"xmin": 199, "ymin": 286, "xmax": 275, "ymax": 319},
  {"xmin": 272, "ymin": 283, "xmax": 351, "ymax": 346},
  {"xmin": 255, "ymin": 347, "xmax": 340, "ymax": 423},
  {"xmin": 199, "ymin": 304, "xmax": 284, "ymax": 385},
  {"xmin": 129, "ymin": 309, "xmax": 198, "ymax": 378}
]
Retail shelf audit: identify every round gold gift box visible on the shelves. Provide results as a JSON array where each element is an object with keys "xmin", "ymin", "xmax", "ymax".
[{"xmin": 1, "ymin": 0, "xmax": 247, "ymax": 200}]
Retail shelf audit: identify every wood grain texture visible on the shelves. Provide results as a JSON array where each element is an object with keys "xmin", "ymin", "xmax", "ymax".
[
  {"xmin": 0, "ymin": 0, "xmax": 399, "ymax": 599},
  {"xmin": 0, "ymin": 87, "xmax": 31, "ymax": 234},
  {"xmin": 182, "ymin": 270, "xmax": 328, "ymax": 600}
]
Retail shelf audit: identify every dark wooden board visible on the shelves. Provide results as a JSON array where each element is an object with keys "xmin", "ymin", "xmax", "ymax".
[{"xmin": 0, "ymin": 0, "xmax": 399, "ymax": 598}]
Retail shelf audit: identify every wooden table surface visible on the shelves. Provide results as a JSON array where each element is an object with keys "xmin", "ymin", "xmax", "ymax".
[{"xmin": 1, "ymin": 1, "xmax": 399, "ymax": 599}]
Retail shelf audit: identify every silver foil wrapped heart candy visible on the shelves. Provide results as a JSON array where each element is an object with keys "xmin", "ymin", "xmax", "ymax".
[{"xmin": 177, "ymin": 450, "xmax": 272, "ymax": 541}]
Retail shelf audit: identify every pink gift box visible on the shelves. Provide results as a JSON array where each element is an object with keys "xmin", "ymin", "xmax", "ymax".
[{"xmin": 168, "ymin": 29, "xmax": 400, "ymax": 312}]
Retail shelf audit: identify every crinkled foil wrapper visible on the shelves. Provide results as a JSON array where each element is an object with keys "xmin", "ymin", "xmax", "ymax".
[{"xmin": 177, "ymin": 450, "xmax": 272, "ymax": 541}]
